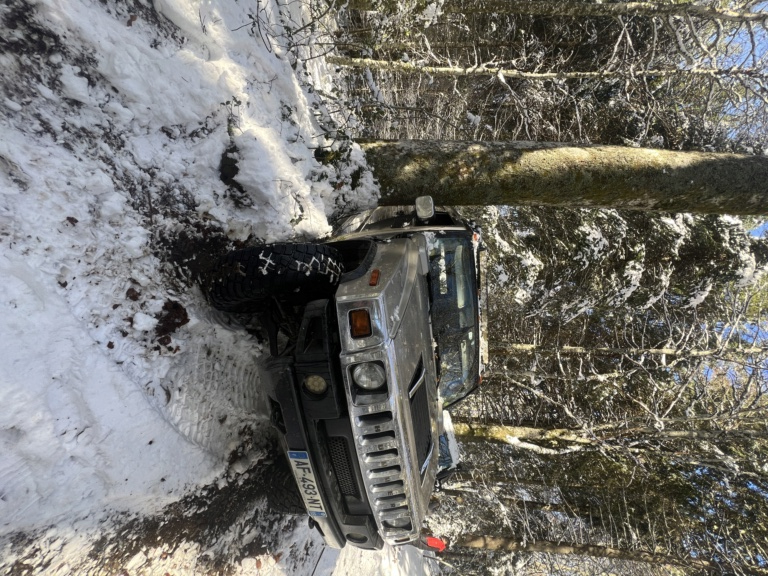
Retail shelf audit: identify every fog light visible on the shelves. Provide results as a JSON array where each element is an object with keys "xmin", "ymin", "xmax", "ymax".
[
  {"xmin": 304, "ymin": 374, "xmax": 328, "ymax": 395},
  {"xmin": 352, "ymin": 362, "xmax": 386, "ymax": 390}
]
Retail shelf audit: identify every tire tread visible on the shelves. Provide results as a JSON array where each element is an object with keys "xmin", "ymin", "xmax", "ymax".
[{"xmin": 206, "ymin": 243, "xmax": 343, "ymax": 312}]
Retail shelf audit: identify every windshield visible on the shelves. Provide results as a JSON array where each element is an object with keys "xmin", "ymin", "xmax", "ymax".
[{"xmin": 427, "ymin": 234, "xmax": 480, "ymax": 408}]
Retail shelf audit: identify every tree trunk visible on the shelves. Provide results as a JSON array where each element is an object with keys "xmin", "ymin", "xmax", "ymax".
[
  {"xmin": 453, "ymin": 421, "xmax": 764, "ymax": 445},
  {"xmin": 357, "ymin": 139, "xmax": 768, "ymax": 215},
  {"xmin": 453, "ymin": 422, "xmax": 593, "ymax": 453},
  {"xmin": 453, "ymin": 422, "xmax": 595, "ymax": 445},
  {"xmin": 451, "ymin": 536, "xmax": 727, "ymax": 573},
  {"xmin": 346, "ymin": 0, "xmax": 768, "ymax": 23},
  {"xmin": 328, "ymin": 55, "xmax": 766, "ymax": 81},
  {"xmin": 489, "ymin": 342, "xmax": 768, "ymax": 357}
]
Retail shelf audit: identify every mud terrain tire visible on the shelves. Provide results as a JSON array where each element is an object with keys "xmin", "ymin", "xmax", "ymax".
[{"xmin": 206, "ymin": 243, "xmax": 343, "ymax": 312}]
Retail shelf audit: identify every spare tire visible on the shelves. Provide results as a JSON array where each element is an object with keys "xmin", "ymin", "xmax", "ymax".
[{"xmin": 206, "ymin": 243, "xmax": 344, "ymax": 312}]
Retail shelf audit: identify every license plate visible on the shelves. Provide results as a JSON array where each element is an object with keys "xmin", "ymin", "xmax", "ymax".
[{"xmin": 288, "ymin": 450, "xmax": 327, "ymax": 517}]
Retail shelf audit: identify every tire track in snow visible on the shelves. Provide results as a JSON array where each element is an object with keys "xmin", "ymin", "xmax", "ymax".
[{"xmin": 162, "ymin": 327, "xmax": 267, "ymax": 452}]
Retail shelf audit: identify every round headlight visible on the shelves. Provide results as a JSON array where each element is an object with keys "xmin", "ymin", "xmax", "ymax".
[
  {"xmin": 304, "ymin": 374, "xmax": 328, "ymax": 395},
  {"xmin": 352, "ymin": 362, "xmax": 386, "ymax": 390}
]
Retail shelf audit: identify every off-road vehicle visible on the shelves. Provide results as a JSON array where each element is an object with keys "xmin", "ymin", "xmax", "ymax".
[{"xmin": 205, "ymin": 196, "xmax": 484, "ymax": 549}]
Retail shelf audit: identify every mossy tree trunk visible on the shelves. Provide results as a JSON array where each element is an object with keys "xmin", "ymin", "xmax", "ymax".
[{"xmin": 357, "ymin": 139, "xmax": 768, "ymax": 215}]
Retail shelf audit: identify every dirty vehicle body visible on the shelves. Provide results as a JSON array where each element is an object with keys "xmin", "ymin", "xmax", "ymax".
[{"xmin": 205, "ymin": 197, "xmax": 483, "ymax": 549}]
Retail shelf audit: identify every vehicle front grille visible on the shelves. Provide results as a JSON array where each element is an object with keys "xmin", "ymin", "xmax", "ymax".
[
  {"xmin": 328, "ymin": 436, "xmax": 360, "ymax": 498},
  {"xmin": 345, "ymin": 352, "xmax": 435, "ymax": 543},
  {"xmin": 410, "ymin": 375, "xmax": 432, "ymax": 477},
  {"xmin": 353, "ymin": 406, "xmax": 411, "ymax": 537}
]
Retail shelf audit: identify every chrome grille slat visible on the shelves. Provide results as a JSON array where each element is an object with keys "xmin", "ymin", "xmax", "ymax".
[
  {"xmin": 364, "ymin": 454, "xmax": 400, "ymax": 468},
  {"xmin": 380, "ymin": 509, "xmax": 410, "ymax": 522},
  {"xmin": 370, "ymin": 482, "xmax": 405, "ymax": 495},
  {"xmin": 361, "ymin": 438, "xmax": 398, "ymax": 451},
  {"xmin": 359, "ymin": 423, "xmax": 395, "ymax": 436},
  {"xmin": 356, "ymin": 402, "xmax": 391, "ymax": 415},
  {"xmin": 376, "ymin": 497, "xmax": 408, "ymax": 510},
  {"xmin": 367, "ymin": 469, "xmax": 403, "ymax": 484}
]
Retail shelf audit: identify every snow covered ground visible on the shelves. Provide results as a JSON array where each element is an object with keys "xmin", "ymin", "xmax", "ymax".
[{"xmin": 0, "ymin": 0, "xmax": 431, "ymax": 573}]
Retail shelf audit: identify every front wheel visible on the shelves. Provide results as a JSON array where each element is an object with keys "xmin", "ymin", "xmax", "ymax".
[{"xmin": 205, "ymin": 243, "xmax": 344, "ymax": 312}]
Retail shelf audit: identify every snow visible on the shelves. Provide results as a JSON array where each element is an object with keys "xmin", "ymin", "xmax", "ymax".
[
  {"xmin": 334, "ymin": 543, "xmax": 436, "ymax": 576},
  {"xmin": 467, "ymin": 111, "xmax": 481, "ymax": 127},
  {"xmin": 417, "ymin": 2, "xmax": 443, "ymax": 28},
  {"xmin": 685, "ymin": 280, "xmax": 714, "ymax": 309},
  {"xmin": 0, "ymin": 0, "xmax": 423, "ymax": 573},
  {"xmin": 575, "ymin": 222, "xmax": 609, "ymax": 268},
  {"xmin": 611, "ymin": 259, "xmax": 644, "ymax": 304},
  {"xmin": 0, "ymin": 257, "xmax": 208, "ymax": 530}
]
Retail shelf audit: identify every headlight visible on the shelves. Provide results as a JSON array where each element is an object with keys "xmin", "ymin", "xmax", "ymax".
[{"xmin": 352, "ymin": 362, "xmax": 386, "ymax": 390}]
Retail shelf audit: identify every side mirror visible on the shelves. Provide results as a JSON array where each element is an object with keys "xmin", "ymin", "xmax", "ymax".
[{"xmin": 415, "ymin": 196, "xmax": 435, "ymax": 221}]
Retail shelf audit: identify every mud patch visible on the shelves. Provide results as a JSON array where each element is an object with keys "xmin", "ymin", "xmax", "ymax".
[
  {"xmin": 155, "ymin": 223, "xmax": 238, "ymax": 291},
  {"xmin": 0, "ymin": 433, "xmax": 308, "ymax": 576},
  {"xmin": 155, "ymin": 300, "xmax": 190, "ymax": 340}
]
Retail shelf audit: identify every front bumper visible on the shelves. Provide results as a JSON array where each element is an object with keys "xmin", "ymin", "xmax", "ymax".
[{"xmin": 265, "ymin": 299, "xmax": 383, "ymax": 550}]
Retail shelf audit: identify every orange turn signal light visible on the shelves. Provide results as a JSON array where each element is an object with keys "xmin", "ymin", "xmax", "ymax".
[
  {"xmin": 349, "ymin": 309, "xmax": 372, "ymax": 338},
  {"xmin": 369, "ymin": 269, "xmax": 381, "ymax": 286}
]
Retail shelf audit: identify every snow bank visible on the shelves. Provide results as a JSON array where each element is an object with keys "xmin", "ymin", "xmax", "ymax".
[
  {"xmin": 0, "ymin": 0, "xmax": 384, "ymax": 572},
  {"xmin": 0, "ymin": 253, "xmax": 216, "ymax": 532}
]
